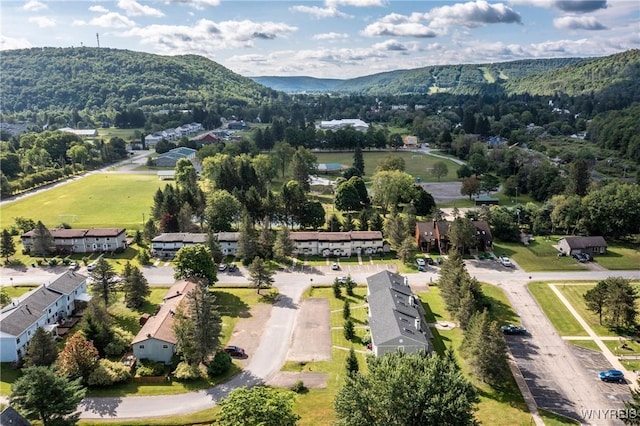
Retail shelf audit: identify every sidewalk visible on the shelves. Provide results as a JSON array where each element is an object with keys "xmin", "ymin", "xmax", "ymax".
[{"xmin": 549, "ymin": 284, "xmax": 639, "ymax": 390}]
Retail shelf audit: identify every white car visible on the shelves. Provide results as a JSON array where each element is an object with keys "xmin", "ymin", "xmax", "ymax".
[
  {"xmin": 499, "ymin": 256, "xmax": 513, "ymax": 267},
  {"xmin": 416, "ymin": 258, "xmax": 426, "ymax": 267}
]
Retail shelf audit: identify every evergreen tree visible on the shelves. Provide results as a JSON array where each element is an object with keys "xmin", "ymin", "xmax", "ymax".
[
  {"xmin": 256, "ymin": 226, "xmax": 273, "ymax": 260},
  {"xmin": 566, "ymin": 158, "xmax": 591, "ymax": 197},
  {"xmin": 273, "ymin": 225, "xmax": 294, "ymax": 261},
  {"xmin": 345, "ymin": 347, "xmax": 359, "ymax": 376},
  {"xmin": 383, "ymin": 212, "xmax": 407, "ymax": 250},
  {"xmin": 343, "ymin": 299, "xmax": 351, "ymax": 319},
  {"xmin": 327, "ymin": 214, "xmax": 343, "ymax": 232},
  {"xmin": 31, "ymin": 221, "xmax": 54, "ymax": 257},
  {"xmin": 248, "ymin": 256, "xmax": 275, "ymax": 295},
  {"xmin": 205, "ymin": 232, "xmax": 224, "ymax": 264},
  {"xmin": 344, "ymin": 318, "xmax": 355, "ymax": 341},
  {"xmin": 397, "ymin": 236, "xmax": 416, "ymax": 264},
  {"xmin": 369, "ymin": 213, "xmax": 384, "ymax": 232},
  {"xmin": 344, "ymin": 276, "xmax": 356, "ymax": 297},
  {"xmin": 80, "ymin": 300, "xmax": 113, "ymax": 357},
  {"xmin": 24, "ymin": 327, "xmax": 58, "ymax": 367},
  {"xmin": 122, "ymin": 262, "xmax": 150, "ymax": 308},
  {"xmin": 10, "ymin": 366, "xmax": 86, "ymax": 426},
  {"xmin": 1, "ymin": 229, "xmax": 16, "ymax": 261},
  {"xmin": 236, "ymin": 213, "xmax": 257, "ymax": 264},
  {"xmin": 462, "ymin": 310, "xmax": 509, "ymax": 386},
  {"xmin": 143, "ymin": 218, "xmax": 158, "ymax": 242},
  {"xmin": 353, "ymin": 145, "xmax": 364, "ymax": 176},
  {"xmin": 448, "ymin": 217, "xmax": 477, "ymax": 254},
  {"xmin": 333, "ymin": 279, "xmax": 342, "ymax": 298},
  {"xmin": 89, "ymin": 257, "xmax": 118, "ymax": 305},
  {"xmin": 622, "ymin": 388, "xmax": 640, "ymax": 425}
]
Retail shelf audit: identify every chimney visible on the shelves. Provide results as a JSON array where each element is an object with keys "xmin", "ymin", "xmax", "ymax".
[
  {"xmin": 415, "ymin": 318, "xmax": 421, "ymax": 331},
  {"xmin": 404, "ymin": 276, "xmax": 409, "ymax": 286}
]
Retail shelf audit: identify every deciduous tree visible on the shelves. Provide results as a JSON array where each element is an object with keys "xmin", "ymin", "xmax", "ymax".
[
  {"xmin": 218, "ymin": 386, "xmax": 300, "ymax": 426},
  {"xmin": 57, "ymin": 332, "xmax": 99, "ymax": 383},
  {"xmin": 431, "ymin": 161, "xmax": 448, "ymax": 181},
  {"xmin": 174, "ymin": 244, "xmax": 217, "ymax": 285},
  {"xmin": 10, "ymin": 366, "xmax": 85, "ymax": 426},
  {"xmin": 460, "ymin": 176, "xmax": 481, "ymax": 200},
  {"xmin": 334, "ymin": 350, "xmax": 479, "ymax": 426}
]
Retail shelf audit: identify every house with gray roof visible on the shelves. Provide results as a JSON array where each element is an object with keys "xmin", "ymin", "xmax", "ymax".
[
  {"xmin": 21, "ymin": 227, "xmax": 127, "ymax": 254},
  {"xmin": 558, "ymin": 236, "xmax": 608, "ymax": 256},
  {"xmin": 0, "ymin": 271, "xmax": 90, "ymax": 362},
  {"xmin": 366, "ymin": 270, "xmax": 433, "ymax": 357},
  {"xmin": 0, "ymin": 406, "xmax": 32, "ymax": 426},
  {"xmin": 151, "ymin": 232, "xmax": 239, "ymax": 258}
]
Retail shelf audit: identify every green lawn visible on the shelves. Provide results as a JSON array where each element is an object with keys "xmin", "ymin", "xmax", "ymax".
[
  {"xmin": 569, "ymin": 339, "xmax": 602, "ymax": 352},
  {"xmin": 528, "ymin": 283, "xmax": 587, "ymax": 336},
  {"xmin": 555, "ymin": 284, "xmax": 618, "ymax": 337},
  {"xmin": 0, "ymin": 174, "xmax": 169, "ymax": 230},
  {"xmin": 98, "ymin": 127, "xmax": 144, "ymax": 142},
  {"xmin": 595, "ymin": 244, "xmax": 640, "ymax": 270},
  {"xmin": 493, "ymin": 237, "xmax": 588, "ymax": 272},
  {"xmin": 539, "ymin": 409, "xmax": 580, "ymax": 425},
  {"xmin": 314, "ymin": 151, "xmax": 460, "ymax": 182}
]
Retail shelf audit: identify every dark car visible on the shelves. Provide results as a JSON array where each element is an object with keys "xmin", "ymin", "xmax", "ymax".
[
  {"xmin": 572, "ymin": 253, "xmax": 588, "ymax": 263},
  {"xmin": 426, "ymin": 257, "xmax": 435, "ymax": 266},
  {"xmin": 224, "ymin": 345, "xmax": 246, "ymax": 357},
  {"xmin": 599, "ymin": 369, "xmax": 625, "ymax": 383},
  {"xmin": 228, "ymin": 263, "xmax": 237, "ymax": 272},
  {"xmin": 501, "ymin": 324, "xmax": 527, "ymax": 335}
]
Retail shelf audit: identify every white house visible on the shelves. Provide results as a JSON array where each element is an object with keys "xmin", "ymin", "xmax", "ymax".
[
  {"xmin": 290, "ymin": 231, "xmax": 385, "ymax": 257},
  {"xmin": 21, "ymin": 228, "xmax": 127, "ymax": 254},
  {"xmin": 132, "ymin": 280, "xmax": 196, "ymax": 364},
  {"xmin": 558, "ymin": 236, "xmax": 608, "ymax": 256},
  {"xmin": 151, "ymin": 232, "xmax": 239, "ymax": 258},
  {"xmin": 316, "ymin": 119, "xmax": 369, "ymax": 132},
  {"xmin": 0, "ymin": 271, "xmax": 90, "ymax": 362},
  {"xmin": 366, "ymin": 270, "xmax": 433, "ymax": 357}
]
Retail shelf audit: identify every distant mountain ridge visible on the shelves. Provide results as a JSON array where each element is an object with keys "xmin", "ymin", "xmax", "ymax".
[{"xmin": 249, "ymin": 76, "xmax": 344, "ymax": 93}]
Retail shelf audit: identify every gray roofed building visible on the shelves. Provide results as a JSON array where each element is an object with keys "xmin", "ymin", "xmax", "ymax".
[
  {"xmin": 366, "ymin": 270, "xmax": 433, "ymax": 357},
  {"xmin": 0, "ymin": 406, "xmax": 32, "ymax": 426},
  {"xmin": 0, "ymin": 286, "xmax": 61, "ymax": 337},
  {"xmin": 558, "ymin": 236, "xmax": 608, "ymax": 256},
  {"xmin": 47, "ymin": 270, "xmax": 87, "ymax": 295}
]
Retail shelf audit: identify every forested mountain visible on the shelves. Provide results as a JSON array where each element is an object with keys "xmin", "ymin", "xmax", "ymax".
[
  {"xmin": 1, "ymin": 47, "xmax": 279, "ymax": 114},
  {"xmin": 249, "ymin": 76, "xmax": 343, "ymax": 93}
]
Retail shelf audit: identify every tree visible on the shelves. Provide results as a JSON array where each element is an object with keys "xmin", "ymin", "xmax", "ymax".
[
  {"xmin": 80, "ymin": 300, "xmax": 113, "ymax": 356},
  {"xmin": 371, "ymin": 170, "xmax": 414, "ymax": 213},
  {"xmin": 334, "ymin": 350, "xmax": 479, "ymax": 426},
  {"xmin": 57, "ymin": 332, "xmax": 99, "ymax": 383},
  {"xmin": 603, "ymin": 277, "xmax": 638, "ymax": 329},
  {"xmin": 273, "ymin": 226, "xmax": 294, "ymax": 261},
  {"xmin": 431, "ymin": 161, "xmax": 448, "ymax": 181},
  {"xmin": 344, "ymin": 318, "xmax": 355, "ymax": 340},
  {"xmin": 480, "ymin": 173, "xmax": 500, "ymax": 194},
  {"xmin": 411, "ymin": 186, "xmax": 436, "ymax": 217},
  {"xmin": 462, "ymin": 310, "xmax": 509, "ymax": 386},
  {"xmin": 205, "ymin": 232, "xmax": 224, "ymax": 264},
  {"xmin": 335, "ymin": 181, "xmax": 362, "ymax": 212},
  {"xmin": 31, "ymin": 220, "xmax": 54, "ymax": 257},
  {"xmin": 468, "ymin": 152, "xmax": 489, "ymax": 176},
  {"xmin": 24, "ymin": 327, "xmax": 58, "ymax": 367},
  {"xmin": 566, "ymin": 158, "xmax": 590, "ymax": 197},
  {"xmin": 622, "ymin": 388, "xmax": 640, "ymax": 425},
  {"xmin": 89, "ymin": 257, "xmax": 118, "ymax": 305},
  {"xmin": 343, "ymin": 299, "xmax": 351, "ymax": 319},
  {"xmin": 448, "ymin": 217, "xmax": 477, "ymax": 254},
  {"xmin": 460, "ymin": 176, "xmax": 481, "ymax": 199},
  {"xmin": 353, "ymin": 145, "xmax": 364, "ymax": 176},
  {"xmin": 205, "ymin": 189, "xmax": 241, "ymax": 232},
  {"xmin": 173, "ymin": 282, "xmax": 222, "ymax": 365},
  {"xmin": 174, "ymin": 244, "xmax": 217, "ymax": 285},
  {"xmin": 383, "ymin": 212, "xmax": 407, "ymax": 250},
  {"xmin": 0, "ymin": 229, "xmax": 16, "ymax": 261},
  {"xmin": 236, "ymin": 213, "xmax": 258, "ymax": 263},
  {"xmin": 273, "ymin": 141, "xmax": 295, "ymax": 179},
  {"xmin": 584, "ymin": 280, "xmax": 609, "ymax": 325},
  {"xmin": 218, "ymin": 386, "xmax": 300, "ymax": 426},
  {"xmin": 248, "ymin": 256, "xmax": 275, "ymax": 294},
  {"xmin": 10, "ymin": 366, "xmax": 85, "ymax": 426},
  {"xmin": 397, "ymin": 236, "xmax": 416, "ymax": 264},
  {"xmin": 377, "ymin": 155, "xmax": 405, "ymax": 172},
  {"xmin": 121, "ymin": 262, "xmax": 150, "ymax": 308},
  {"xmin": 290, "ymin": 146, "xmax": 317, "ymax": 191},
  {"xmin": 346, "ymin": 347, "xmax": 359, "ymax": 376}
]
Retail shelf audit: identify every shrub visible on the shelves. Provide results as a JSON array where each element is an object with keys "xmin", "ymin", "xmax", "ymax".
[
  {"xmin": 104, "ymin": 327, "xmax": 135, "ymax": 357},
  {"xmin": 344, "ymin": 318, "xmax": 355, "ymax": 341},
  {"xmin": 173, "ymin": 361, "xmax": 202, "ymax": 381},
  {"xmin": 207, "ymin": 351, "xmax": 232, "ymax": 377},
  {"xmin": 290, "ymin": 380, "xmax": 307, "ymax": 393},
  {"xmin": 87, "ymin": 359, "xmax": 131, "ymax": 386},
  {"xmin": 137, "ymin": 249, "xmax": 151, "ymax": 265},
  {"xmin": 136, "ymin": 359, "xmax": 165, "ymax": 377},
  {"xmin": 333, "ymin": 280, "xmax": 342, "ymax": 298},
  {"xmin": 343, "ymin": 299, "xmax": 351, "ymax": 319},
  {"xmin": 361, "ymin": 330, "xmax": 372, "ymax": 346}
]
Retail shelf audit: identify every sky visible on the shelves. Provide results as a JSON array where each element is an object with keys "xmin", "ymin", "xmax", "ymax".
[{"xmin": 1, "ymin": 0, "xmax": 639, "ymax": 79}]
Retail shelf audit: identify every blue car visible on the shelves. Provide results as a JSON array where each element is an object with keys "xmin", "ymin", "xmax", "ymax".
[{"xmin": 598, "ymin": 369, "xmax": 625, "ymax": 383}]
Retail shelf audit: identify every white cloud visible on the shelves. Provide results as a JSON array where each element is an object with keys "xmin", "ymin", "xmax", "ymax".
[
  {"xmin": 0, "ymin": 35, "xmax": 32, "ymax": 50},
  {"xmin": 89, "ymin": 5, "xmax": 110, "ymax": 13},
  {"xmin": 73, "ymin": 12, "xmax": 137, "ymax": 29},
  {"xmin": 163, "ymin": 0, "xmax": 221, "ymax": 10},
  {"xmin": 426, "ymin": 1, "xmax": 522, "ymax": 29},
  {"xmin": 23, "ymin": 0, "xmax": 47, "ymax": 11},
  {"xmin": 290, "ymin": 5, "xmax": 350, "ymax": 18},
  {"xmin": 326, "ymin": 0, "xmax": 386, "ymax": 6},
  {"xmin": 372, "ymin": 39, "xmax": 409, "ymax": 52},
  {"xmin": 123, "ymin": 19, "xmax": 297, "ymax": 55},
  {"xmin": 362, "ymin": 21, "xmax": 438, "ymax": 38},
  {"xmin": 509, "ymin": 0, "xmax": 608, "ymax": 12},
  {"xmin": 313, "ymin": 32, "xmax": 349, "ymax": 40},
  {"xmin": 118, "ymin": 0, "xmax": 164, "ymax": 17},
  {"xmin": 554, "ymin": 16, "xmax": 607, "ymax": 30},
  {"xmin": 28, "ymin": 16, "xmax": 56, "ymax": 28}
]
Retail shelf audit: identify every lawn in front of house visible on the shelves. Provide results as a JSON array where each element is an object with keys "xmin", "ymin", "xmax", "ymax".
[
  {"xmin": 493, "ymin": 237, "xmax": 588, "ymax": 272},
  {"xmin": 0, "ymin": 174, "xmax": 169, "ymax": 231},
  {"xmin": 554, "ymin": 283, "xmax": 619, "ymax": 337},
  {"xmin": 528, "ymin": 282, "xmax": 588, "ymax": 336},
  {"xmin": 595, "ymin": 243, "xmax": 640, "ymax": 270}
]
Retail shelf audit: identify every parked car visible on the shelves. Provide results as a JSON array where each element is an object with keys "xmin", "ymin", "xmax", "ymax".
[
  {"xmin": 331, "ymin": 262, "xmax": 340, "ymax": 270},
  {"xmin": 87, "ymin": 262, "xmax": 98, "ymax": 272},
  {"xmin": 572, "ymin": 253, "xmax": 588, "ymax": 263},
  {"xmin": 599, "ymin": 369, "xmax": 625, "ymax": 383},
  {"xmin": 68, "ymin": 262, "xmax": 79, "ymax": 271},
  {"xmin": 416, "ymin": 258, "xmax": 426, "ymax": 267},
  {"xmin": 224, "ymin": 345, "xmax": 246, "ymax": 357},
  {"xmin": 501, "ymin": 324, "xmax": 527, "ymax": 335},
  {"xmin": 337, "ymin": 276, "xmax": 347, "ymax": 283},
  {"xmin": 499, "ymin": 256, "xmax": 513, "ymax": 267},
  {"xmin": 218, "ymin": 263, "xmax": 228, "ymax": 272},
  {"xmin": 425, "ymin": 257, "xmax": 435, "ymax": 266},
  {"xmin": 228, "ymin": 263, "xmax": 237, "ymax": 272}
]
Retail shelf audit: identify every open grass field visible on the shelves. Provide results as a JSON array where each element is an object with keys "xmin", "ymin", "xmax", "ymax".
[
  {"xmin": 528, "ymin": 282, "xmax": 588, "ymax": 336},
  {"xmin": 0, "ymin": 174, "xmax": 169, "ymax": 231},
  {"xmin": 98, "ymin": 127, "xmax": 143, "ymax": 142},
  {"xmin": 314, "ymin": 151, "xmax": 460, "ymax": 182},
  {"xmin": 493, "ymin": 237, "xmax": 588, "ymax": 272},
  {"xmin": 595, "ymin": 243, "xmax": 640, "ymax": 270},
  {"xmin": 568, "ymin": 339, "xmax": 602, "ymax": 352}
]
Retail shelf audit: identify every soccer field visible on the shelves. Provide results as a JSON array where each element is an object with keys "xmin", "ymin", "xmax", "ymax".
[{"xmin": 0, "ymin": 174, "xmax": 169, "ymax": 230}]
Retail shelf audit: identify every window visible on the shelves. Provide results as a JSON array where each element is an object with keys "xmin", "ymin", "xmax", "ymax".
[
  {"xmin": 163, "ymin": 345, "xmax": 168, "ymax": 348},
  {"xmin": 139, "ymin": 345, "xmax": 144, "ymax": 349},
  {"xmin": 16, "ymin": 338, "xmax": 20, "ymax": 344}
]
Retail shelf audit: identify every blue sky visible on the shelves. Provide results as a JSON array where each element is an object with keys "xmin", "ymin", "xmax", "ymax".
[{"xmin": 1, "ymin": 0, "xmax": 638, "ymax": 78}]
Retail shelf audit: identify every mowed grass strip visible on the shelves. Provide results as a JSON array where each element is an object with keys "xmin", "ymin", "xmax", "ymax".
[
  {"xmin": 595, "ymin": 244, "xmax": 640, "ymax": 270},
  {"xmin": 0, "ymin": 174, "xmax": 169, "ymax": 230},
  {"xmin": 493, "ymin": 238, "xmax": 587, "ymax": 272},
  {"xmin": 554, "ymin": 283, "xmax": 618, "ymax": 337},
  {"xmin": 528, "ymin": 283, "xmax": 587, "ymax": 336}
]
